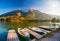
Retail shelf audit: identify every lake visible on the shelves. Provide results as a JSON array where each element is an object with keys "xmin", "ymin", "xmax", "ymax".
[{"xmin": 0, "ymin": 21, "xmax": 60, "ymax": 41}]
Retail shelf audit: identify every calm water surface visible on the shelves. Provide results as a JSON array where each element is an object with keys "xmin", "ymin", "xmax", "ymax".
[
  {"xmin": 0, "ymin": 21, "xmax": 60, "ymax": 41},
  {"xmin": 41, "ymin": 32, "xmax": 60, "ymax": 41}
]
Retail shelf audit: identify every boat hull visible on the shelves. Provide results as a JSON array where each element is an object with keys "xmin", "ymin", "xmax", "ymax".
[
  {"xmin": 18, "ymin": 28, "xmax": 30, "ymax": 41},
  {"xmin": 29, "ymin": 29, "xmax": 45, "ymax": 35}
]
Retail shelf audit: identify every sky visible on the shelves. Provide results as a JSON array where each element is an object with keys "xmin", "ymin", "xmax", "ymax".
[{"xmin": 0, "ymin": 0, "xmax": 60, "ymax": 16}]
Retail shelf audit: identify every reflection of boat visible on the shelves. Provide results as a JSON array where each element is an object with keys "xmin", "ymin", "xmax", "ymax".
[
  {"xmin": 18, "ymin": 28, "xmax": 30, "ymax": 41},
  {"xmin": 29, "ymin": 27, "xmax": 47, "ymax": 35}
]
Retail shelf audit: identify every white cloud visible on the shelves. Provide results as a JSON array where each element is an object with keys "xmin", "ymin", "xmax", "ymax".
[
  {"xmin": 33, "ymin": 0, "xmax": 60, "ymax": 16},
  {"xmin": 43, "ymin": 0, "xmax": 60, "ymax": 16}
]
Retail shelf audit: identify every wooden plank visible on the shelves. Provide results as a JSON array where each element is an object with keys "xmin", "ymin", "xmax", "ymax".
[
  {"xmin": 7, "ymin": 30, "xmax": 20, "ymax": 41},
  {"xmin": 25, "ymin": 28, "xmax": 43, "ymax": 39}
]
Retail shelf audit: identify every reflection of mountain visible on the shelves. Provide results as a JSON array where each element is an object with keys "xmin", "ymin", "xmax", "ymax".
[{"xmin": 0, "ymin": 9, "xmax": 59, "ymax": 20}]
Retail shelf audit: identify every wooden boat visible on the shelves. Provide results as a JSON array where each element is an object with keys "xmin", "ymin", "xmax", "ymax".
[
  {"xmin": 39, "ymin": 28, "xmax": 51, "ymax": 33},
  {"xmin": 18, "ymin": 28, "xmax": 30, "ymax": 41},
  {"xmin": 29, "ymin": 27, "xmax": 46, "ymax": 35},
  {"xmin": 39, "ymin": 26, "xmax": 52, "ymax": 31}
]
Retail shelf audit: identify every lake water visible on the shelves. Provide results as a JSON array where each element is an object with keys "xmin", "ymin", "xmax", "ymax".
[
  {"xmin": 41, "ymin": 32, "xmax": 60, "ymax": 41},
  {"xmin": 0, "ymin": 21, "xmax": 60, "ymax": 41}
]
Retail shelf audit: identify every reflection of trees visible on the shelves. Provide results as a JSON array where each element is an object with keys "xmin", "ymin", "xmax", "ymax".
[
  {"xmin": 5, "ymin": 22, "xmax": 21, "ymax": 30},
  {"xmin": 5, "ymin": 21, "xmax": 40, "ymax": 30},
  {"xmin": 5, "ymin": 21, "xmax": 50, "ymax": 30}
]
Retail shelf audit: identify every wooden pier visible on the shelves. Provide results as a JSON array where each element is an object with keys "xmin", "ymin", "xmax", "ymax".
[
  {"xmin": 7, "ymin": 30, "xmax": 20, "ymax": 41},
  {"xmin": 25, "ymin": 28, "xmax": 43, "ymax": 39}
]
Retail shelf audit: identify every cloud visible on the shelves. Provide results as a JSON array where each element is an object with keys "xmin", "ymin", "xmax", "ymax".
[
  {"xmin": 45, "ymin": 0, "xmax": 60, "ymax": 15},
  {"xmin": 42, "ymin": 0, "xmax": 60, "ymax": 16},
  {"xmin": 32, "ymin": 0, "xmax": 60, "ymax": 16}
]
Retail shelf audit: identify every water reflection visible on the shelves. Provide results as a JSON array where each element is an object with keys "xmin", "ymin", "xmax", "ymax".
[
  {"xmin": 41, "ymin": 32, "xmax": 60, "ymax": 41},
  {"xmin": 5, "ymin": 21, "xmax": 51, "ymax": 30},
  {"xmin": 0, "ymin": 21, "xmax": 60, "ymax": 41},
  {"xmin": 0, "ymin": 22, "xmax": 8, "ymax": 41}
]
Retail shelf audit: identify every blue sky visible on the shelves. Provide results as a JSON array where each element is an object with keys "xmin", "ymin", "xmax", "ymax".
[{"xmin": 0, "ymin": 0, "xmax": 60, "ymax": 16}]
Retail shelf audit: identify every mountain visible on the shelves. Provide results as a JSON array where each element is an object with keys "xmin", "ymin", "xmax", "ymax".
[
  {"xmin": 0, "ymin": 9, "xmax": 59, "ymax": 20},
  {"xmin": 50, "ymin": 15, "xmax": 60, "ymax": 19},
  {"xmin": 27, "ymin": 9, "xmax": 53, "ymax": 20},
  {"xmin": 0, "ymin": 10, "xmax": 26, "ymax": 17},
  {"xmin": 57, "ymin": 16, "xmax": 60, "ymax": 19}
]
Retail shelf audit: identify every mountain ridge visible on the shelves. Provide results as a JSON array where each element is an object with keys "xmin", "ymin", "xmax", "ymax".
[{"xmin": 0, "ymin": 9, "xmax": 59, "ymax": 20}]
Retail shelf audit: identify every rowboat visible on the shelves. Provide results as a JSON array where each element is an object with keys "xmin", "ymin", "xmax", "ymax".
[
  {"xmin": 39, "ymin": 28, "xmax": 51, "ymax": 33},
  {"xmin": 39, "ymin": 26, "xmax": 52, "ymax": 31},
  {"xmin": 18, "ymin": 28, "xmax": 30, "ymax": 41},
  {"xmin": 29, "ymin": 27, "xmax": 46, "ymax": 35}
]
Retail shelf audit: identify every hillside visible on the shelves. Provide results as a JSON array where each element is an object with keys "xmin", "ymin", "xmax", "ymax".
[
  {"xmin": 0, "ymin": 9, "xmax": 59, "ymax": 20},
  {"xmin": 0, "ymin": 10, "xmax": 23, "ymax": 17},
  {"xmin": 27, "ymin": 9, "xmax": 53, "ymax": 20}
]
